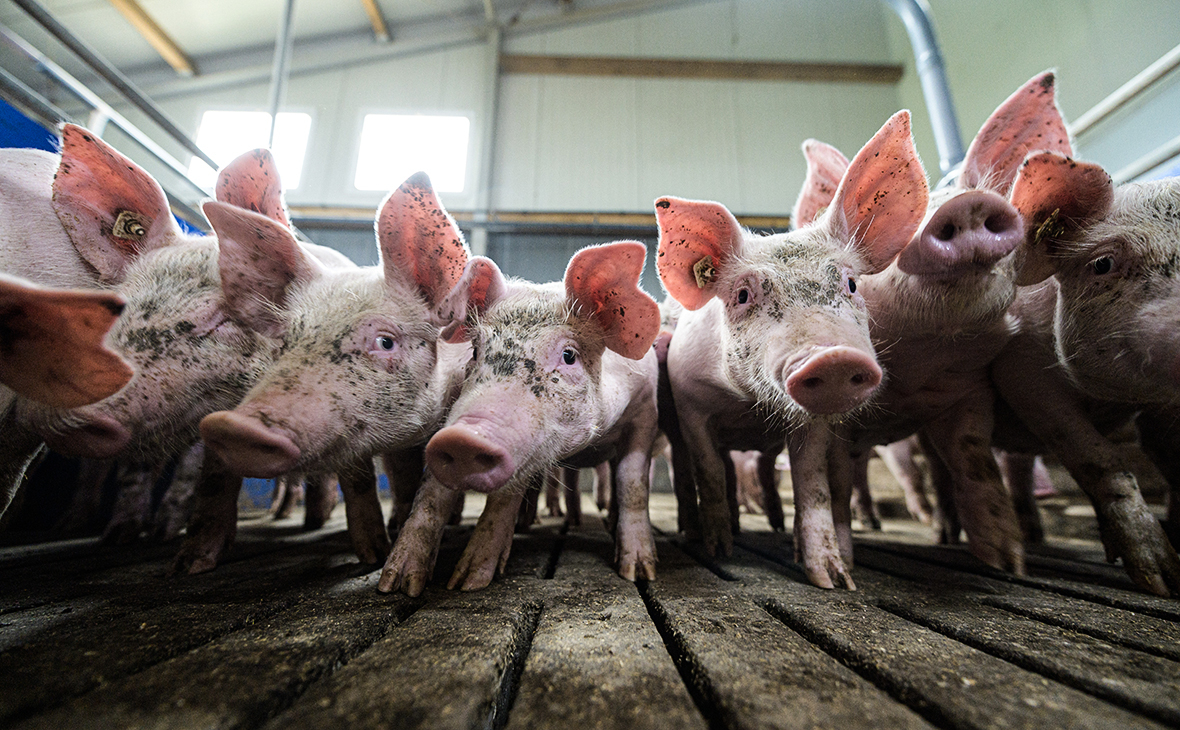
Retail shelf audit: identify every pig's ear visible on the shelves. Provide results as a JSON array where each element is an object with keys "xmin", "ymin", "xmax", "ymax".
[
  {"xmin": 0, "ymin": 275, "xmax": 133, "ymax": 408},
  {"xmin": 793, "ymin": 140, "xmax": 849, "ymax": 228},
  {"xmin": 435, "ymin": 256, "xmax": 507, "ymax": 343},
  {"xmin": 961, "ymin": 70, "xmax": 1071, "ymax": 197},
  {"xmin": 1010, "ymin": 151, "xmax": 1114, "ymax": 285},
  {"xmin": 204, "ymin": 200, "xmax": 323, "ymax": 339},
  {"xmin": 52, "ymin": 124, "xmax": 181, "ymax": 284},
  {"xmin": 824, "ymin": 110, "xmax": 929, "ymax": 274},
  {"xmin": 377, "ymin": 172, "xmax": 470, "ymax": 316},
  {"xmin": 565, "ymin": 241, "xmax": 660, "ymax": 360},
  {"xmin": 654, "ymin": 196, "xmax": 743, "ymax": 311},
  {"xmin": 215, "ymin": 148, "xmax": 290, "ymax": 227}
]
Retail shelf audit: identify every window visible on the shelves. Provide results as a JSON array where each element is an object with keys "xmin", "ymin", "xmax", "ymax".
[
  {"xmin": 188, "ymin": 110, "xmax": 312, "ymax": 190},
  {"xmin": 353, "ymin": 114, "xmax": 470, "ymax": 193}
]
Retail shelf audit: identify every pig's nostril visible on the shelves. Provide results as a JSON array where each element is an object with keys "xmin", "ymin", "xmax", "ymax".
[
  {"xmin": 935, "ymin": 222, "xmax": 956, "ymax": 241},
  {"xmin": 850, "ymin": 373, "xmax": 866, "ymax": 385},
  {"xmin": 437, "ymin": 452, "xmax": 455, "ymax": 467},
  {"xmin": 475, "ymin": 453, "xmax": 499, "ymax": 469},
  {"xmin": 984, "ymin": 213, "xmax": 1012, "ymax": 234},
  {"xmin": 801, "ymin": 377, "xmax": 823, "ymax": 389}
]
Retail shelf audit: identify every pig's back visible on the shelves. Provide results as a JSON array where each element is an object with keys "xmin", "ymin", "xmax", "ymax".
[{"xmin": 0, "ymin": 149, "xmax": 95, "ymax": 289}]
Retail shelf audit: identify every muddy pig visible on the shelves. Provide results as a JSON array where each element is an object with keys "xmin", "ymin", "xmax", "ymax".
[
  {"xmin": 657, "ymin": 111, "xmax": 927, "ymax": 589},
  {"xmin": 378, "ymin": 240, "xmax": 661, "ymax": 596}
]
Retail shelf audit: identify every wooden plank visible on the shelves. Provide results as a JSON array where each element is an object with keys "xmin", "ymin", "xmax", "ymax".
[
  {"xmin": 729, "ymin": 534, "xmax": 1169, "ymax": 729},
  {"xmin": 641, "ymin": 540, "xmax": 932, "ymax": 729},
  {"xmin": 263, "ymin": 527, "xmax": 556, "ymax": 729},
  {"xmin": 499, "ymin": 54, "xmax": 904, "ymax": 85},
  {"xmin": 360, "ymin": 0, "xmax": 391, "ymax": 42},
  {"xmin": 107, "ymin": 0, "xmax": 196, "ymax": 76},
  {"xmin": 11, "ymin": 575, "xmax": 416, "ymax": 730},
  {"xmin": 506, "ymin": 527, "xmax": 706, "ymax": 730}
]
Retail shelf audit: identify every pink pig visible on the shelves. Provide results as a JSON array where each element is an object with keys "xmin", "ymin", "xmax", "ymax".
[
  {"xmin": 378, "ymin": 240, "xmax": 661, "ymax": 596},
  {"xmin": 993, "ymin": 149, "xmax": 1180, "ymax": 596},
  {"xmin": 794, "ymin": 71, "xmax": 1072, "ymax": 576},
  {"xmin": 657, "ymin": 111, "xmax": 928, "ymax": 589}
]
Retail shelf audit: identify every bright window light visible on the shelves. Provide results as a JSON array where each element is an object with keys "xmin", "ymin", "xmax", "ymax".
[
  {"xmin": 354, "ymin": 114, "xmax": 470, "ymax": 193},
  {"xmin": 188, "ymin": 110, "xmax": 312, "ymax": 190}
]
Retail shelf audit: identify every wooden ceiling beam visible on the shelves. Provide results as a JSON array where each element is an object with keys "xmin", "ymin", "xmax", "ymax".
[
  {"xmin": 107, "ymin": 0, "xmax": 196, "ymax": 76},
  {"xmin": 499, "ymin": 54, "xmax": 903, "ymax": 84},
  {"xmin": 361, "ymin": 0, "xmax": 392, "ymax": 42}
]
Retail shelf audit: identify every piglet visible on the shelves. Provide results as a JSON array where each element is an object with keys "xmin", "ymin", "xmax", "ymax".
[
  {"xmin": 993, "ymin": 150, "xmax": 1180, "ymax": 595},
  {"xmin": 657, "ymin": 111, "xmax": 927, "ymax": 588},
  {"xmin": 379, "ymin": 240, "xmax": 661, "ymax": 595}
]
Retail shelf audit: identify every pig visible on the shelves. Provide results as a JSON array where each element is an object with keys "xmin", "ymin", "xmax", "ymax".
[
  {"xmin": 657, "ymin": 110, "xmax": 928, "ymax": 589},
  {"xmin": 378, "ymin": 240, "xmax": 661, "ymax": 596},
  {"xmin": 0, "ymin": 273, "xmax": 132, "ymax": 409},
  {"xmin": 992, "ymin": 149, "xmax": 1180, "ymax": 595},
  {"xmin": 793, "ymin": 71, "xmax": 1072, "ymax": 576}
]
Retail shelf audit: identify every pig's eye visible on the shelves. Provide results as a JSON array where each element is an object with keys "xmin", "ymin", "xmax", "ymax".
[
  {"xmin": 847, "ymin": 277, "xmax": 857, "ymax": 294},
  {"xmin": 736, "ymin": 288, "xmax": 750, "ymax": 304},
  {"xmin": 374, "ymin": 334, "xmax": 397, "ymax": 351},
  {"xmin": 562, "ymin": 348, "xmax": 578, "ymax": 365},
  {"xmin": 1091, "ymin": 257, "xmax": 1113, "ymax": 275}
]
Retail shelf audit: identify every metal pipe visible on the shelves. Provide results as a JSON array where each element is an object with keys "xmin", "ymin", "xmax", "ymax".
[
  {"xmin": 469, "ymin": 25, "xmax": 502, "ymax": 258},
  {"xmin": 267, "ymin": 0, "xmax": 297, "ymax": 148},
  {"xmin": 0, "ymin": 23, "xmax": 207, "ymax": 197},
  {"xmin": 882, "ymin": 0, "xmax": 964, "ymax": 176},
  {"xmin": 1112, "ymin": 132, "xmax": 1180, "ymax": 184},
  {"xmin": 1070, "ymin": 42, "xmax": 1180, "ymax": 138},
  {"xmin": 8, "ymin": 0, "xmax": 218, "ymax": 169},
  {"xmin": 0, "ymin": 65, "xmax": 76, "ymax": 127}
]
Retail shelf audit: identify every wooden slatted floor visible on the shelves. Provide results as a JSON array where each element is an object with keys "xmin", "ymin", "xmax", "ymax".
[{"xmin": 1, "ymin": 487, "xmax": 1178, "ymax": 730}]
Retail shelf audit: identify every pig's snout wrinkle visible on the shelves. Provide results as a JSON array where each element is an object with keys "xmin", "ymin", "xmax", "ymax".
[
  {"xmin": 426, "ymin": 424, "xmax": 515, "ymax": 493},
  {"xmin": 200, "ymin": 410, "xmax": 301, "ymax": 478},
  {"xmin": 41, "ymin": 414, "xmax": 130, "ymax": 459},
  {"xmin": 785, "ymin": 346, "xmax": 882, "ymax": 415},
  {"xmin": 899, "ymin": 191, "xmax": 1023, "ymax": 276}
]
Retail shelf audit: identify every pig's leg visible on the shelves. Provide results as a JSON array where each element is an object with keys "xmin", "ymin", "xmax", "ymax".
[
  {"xmin": 757, "ymin": 448, "xmax": 785, "ymax": 531},
  {"xmin": 171, "ymin": 451, "xmax": 240, "ymax": 575},
  {"xmin": 999, "ymin": 451, "xmax": 1044, "ymax": 544},
  {"xmin": 544, "ymin": 468, "xmax": 564, "ymax": 517},
  {"xmin": 922, "ymin": 394, "xmax": 1025, "ymax": 575},
  {"xmin": 103, "ymin": 458, "xmax": 165, "ymax": 545},
  {"xmin": 151, "ymin": 441, "xmax": 204, "ymax": 542},
  {"xmin": 0, "ymin": 413, "xmax": 43, "ymax": 519},
  {"xmin": 787, "ymin": 423, "xmax": 854, "ymax": 590},
  {"xmin": 378, "ymin": 476, "xmax": 461, "ymax": 596},
  {"xmin": 54, "ymin": 457, "xmax": 115, "ymax": 535},
  {"xmin": 613, "ymin": 432, "xmax": 658, "ymax": 581},
  {"xmin": 450, "ymin": 478, "xmax": 531, "ymax": 591},
  {"xmin": 594, "ymin": 460, "xmax": 612, "ymax": 512},
  {"xmin": 678, "ymin": 417, "xmax": 732, "ymax": 555},
  {"xmin": 825, "ymin": 440, "xmax": 856, "ymax": 565},
  {"xmin": 302, "ymin": 471, "xmax": 338, "ymax": 530},
  {"xmin": 272, "ymin": 474, "xmax": 301, "ymax": 519},
  {"xmin": 666, "ymin": 430, "xmax": 700, "ymax": 539},
  {"xmin": 723, "ymin": 451, "xmax": 741, "ymax": 536},
  {"xmin": 875, "ymin": 438, "xmax": 934, "ymax": 525},
  {"xmin": 562, "ymin": 466, "xmax": 582, "ymax": 526},
  {"xmin": 848, "ymin": 450, "xmax": 881, "ymax": 531},
  {"xmin": 921, "ymin": 430, "xmax": 960, "ymax": 544},
  {"xmin": 381, "ymin": 447, "xmax": 425, "ymax": 533},
  {"xmin": 516, "ymin": 477, "xmax": 540, "ymax": 532},
  {"xmin": 337, "ymin": 456, "xmax": 390, "ymax": 565}
]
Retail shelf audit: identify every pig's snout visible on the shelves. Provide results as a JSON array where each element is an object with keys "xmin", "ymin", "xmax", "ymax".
[
  {"xmin": 898, "ymin": 191, "xmax": 1022, "ymax": 277},
  {"xmin": 200, "ymin": 411, "xmax": 301, "ymax": 478},
  {"xmin": 785, "ymin": 347, "xmax": 882, "ymax": 415},
  {"xmin": 426, "ymin": 424, "xmax": 515, "ymax": 493},
  {"xmin": 40, "ymin": 414, "xmax": 130, "ymax": 459}
]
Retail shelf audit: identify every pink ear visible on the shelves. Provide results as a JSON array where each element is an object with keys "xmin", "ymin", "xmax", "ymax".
[
  {"xmin": 961, "ymin": 71, "xmax": 1071, "ymax": 197},
  {"xmin": 52, "ymin": 124, "xmax": 180, "ymax": 283},
  {"xmin": 826, "ymin": 110, "xmax": 929, "ymax": 274},
  {"xmin": 203, "ymin": 200, "xmax": 322, "ymax": 338},
  {"xmin": 793, "ymin": 140, "xmax": 849, "ymax": 228},
  {"xmin": 377, "ymin": 172, "xmax": 470, "ymax": 313},
  {"xmin": 654, "ymin": 197, "xmax": 743, "ymax": 311},
  {"xmin": 1009, "ymin": 152, "xmax": 1114, "ymax": 285},
  {"xmin": 436, "ymin": 256, "xmax": 507, "ymax": 343},
  {"xmin": 215, "ymin": 148, "xmax": 290, "ymax": 227},
  {"xmin": 0, "ymin": 275, "xmax": 133, "ymax": 408},
  {"xmin": 565, "ymin": 241, "xmax": 660, "ymax": 360}
]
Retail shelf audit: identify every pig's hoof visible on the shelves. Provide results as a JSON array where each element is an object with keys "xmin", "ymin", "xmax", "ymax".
[
  {"xmin": 169, "ymin": 551, "xmax": 218, "ymax": 577},
  {"xmin": 1101, "ymin": 500, "xmax": 1180, "ymax": 597},
  {"xmin": 701, "ymin": 515, "xmax": 734, "ymax": 557},
  {"xmin": 352, "ymin": 532, "xmax": 393, "ymax": 565},
  {"xmin": 377, "ymin": 562, "xmax": 430, "ymax": 597},
  {"xmin": 804, "ymin": 554, "xmax": 856, "ymax": 590},
  {"xmin": 448, "ymin": 558, "xmax": 497, "ymax": 591}
]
